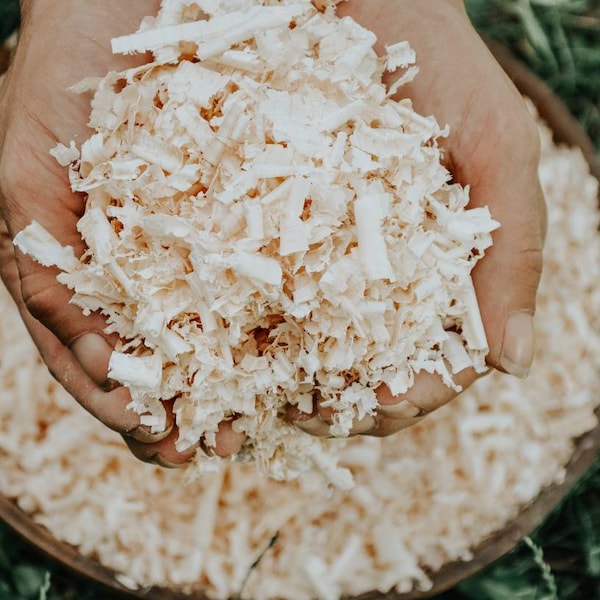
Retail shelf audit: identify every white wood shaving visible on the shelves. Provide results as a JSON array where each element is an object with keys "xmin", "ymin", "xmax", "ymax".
[
  {"xmin": 1, "ymin": 4, "xmax": 599, "ymax": 594},
  {"xmin": 13, "ymin": 220, "xmax": 80, "ymax": 273},
  {"xmin": 13, "ymin": 0, "xmax": 499, "ymax": 485},
  {"xmin": 49, "ymin": 141, "xmax": 80, "ymax": 167},
  {"xmin": 0, "ymin": 106, "xmax": 598, "ymax": 598}
]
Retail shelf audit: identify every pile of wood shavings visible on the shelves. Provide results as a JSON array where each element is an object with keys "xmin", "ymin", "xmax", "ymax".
[
  {"xmin": 0, "ymin": 112, "xmax": 598, "ymax": 599},
  {"xmin": 14, "ymin": 0, "xmax": 499, "ymax": 485}
]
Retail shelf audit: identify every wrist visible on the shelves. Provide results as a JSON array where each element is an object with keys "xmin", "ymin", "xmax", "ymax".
[
  {"xmin": 338, "ymin": 0, "xmax": 471, "ymax": 53},
  {"xmin": 19, "ymin": 0, "xmax": 71, "ymax": 26},
  {"xmin": 447, "ymin": 0, "xmax": 467, "ymax": 15}
]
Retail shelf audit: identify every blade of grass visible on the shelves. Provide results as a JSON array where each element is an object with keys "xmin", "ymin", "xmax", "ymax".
[{"xmin": 0, "ymin": 0, "xmax": 18, "ymax": 44}]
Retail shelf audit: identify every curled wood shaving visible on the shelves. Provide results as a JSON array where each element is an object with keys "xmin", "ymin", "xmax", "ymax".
[{"xmin": 13, "ymin": 0, "xmax": 499, "ymax": 486}]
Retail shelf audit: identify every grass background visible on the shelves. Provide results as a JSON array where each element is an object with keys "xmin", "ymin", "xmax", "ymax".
[{"xmin": 0, "ymin": 0, "xmax": 598, "ymax": 598}]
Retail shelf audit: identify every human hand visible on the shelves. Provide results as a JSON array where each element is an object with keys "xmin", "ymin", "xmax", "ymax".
[
  {"xmin": 294, "ymin": 0, "xmax": 546, "ymax": 437},
  {"xmin": 1, "ymin": 1, "xmax": 545, "ymax": 453},
  {"xmin": 0, "ymin": 0, "xmax": 245, "ymax": 466}
]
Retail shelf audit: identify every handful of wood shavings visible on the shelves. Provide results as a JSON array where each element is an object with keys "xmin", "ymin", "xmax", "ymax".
[
  {"xmin": 2, "ymin": 108, "xmax": 598, "ymax": 599},
  {"xmin": 14, "ymin": 0, "xmax": 498, "ymax": 486}
]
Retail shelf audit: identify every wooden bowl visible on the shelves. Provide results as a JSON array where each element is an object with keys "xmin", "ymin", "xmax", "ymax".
[{"xmin": 0, "ymin": 41, "xmax": 598, "ymax": 600}]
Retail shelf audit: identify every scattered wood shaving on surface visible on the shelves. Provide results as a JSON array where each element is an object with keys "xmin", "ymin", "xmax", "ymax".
[
  {"xmin": 13, "ymin": 0, "xmax": 499, "ymax": 486},
  {"xmin": 0, "ymin": 110, "xmax": 598, "ymax": 598},
  {"xmin": 1, "ymin": 2, "xmax": 599, "ymax": 596}
]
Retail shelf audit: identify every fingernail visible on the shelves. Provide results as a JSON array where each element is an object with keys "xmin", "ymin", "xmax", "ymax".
[
  {"xmin": 295, "ymin": 416, "xmax": 330, "ymax": 437},
  {"xmin": 349, "ymin": 414, "xmax": 376, "ymax": 435},
  {"xmin": 500, "ymin": 312, "xmax": 535, "ymax": 379},
  {"xmin": 70, "ymin": 332, "xmax": 113, "ymax": 387},
  {"xmin": 286, "ymin": 404, "xmax": 317, "ymax": 423},
  {"xmin": 377, "ymin": 400, "xmax": 423, "ymax": 420},
  {"xmin": 127, "ymin": 424, "xmax": 174, "ymax": 444},
  {"xmin": 199, "ymin": 440, "xmax": 217, "ymax": 458}
]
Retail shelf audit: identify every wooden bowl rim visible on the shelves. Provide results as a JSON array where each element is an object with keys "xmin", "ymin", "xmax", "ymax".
[{"xmin": 0, "ymin": 41, "xmax": 598, "ymax": 600}]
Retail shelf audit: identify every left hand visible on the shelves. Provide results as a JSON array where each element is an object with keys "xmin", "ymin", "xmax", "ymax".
[{"xmin": 0, "ymin": 0, "xmax": 245, "ymax": 468}]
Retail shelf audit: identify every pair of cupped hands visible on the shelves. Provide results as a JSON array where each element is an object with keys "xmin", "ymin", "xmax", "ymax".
[{"xmin": 0, "ymin": 0, "xmax": 546, "ymax": 468}]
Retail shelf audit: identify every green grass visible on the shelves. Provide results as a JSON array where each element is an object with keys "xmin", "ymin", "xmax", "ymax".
[
  {"xmin": 466, "ymin": 0, "xmax": 600, "ymax": 149},
  {"xmin": 0, "ymin": 0, "xmax": 599, "ymax": 598},
  {"xmin": 439, "ymin": 459, "xmax": 600, "ymax": 600},
  {"xmin": 0, "ymin": 0, "xmax": 18, "ymax": 45}
]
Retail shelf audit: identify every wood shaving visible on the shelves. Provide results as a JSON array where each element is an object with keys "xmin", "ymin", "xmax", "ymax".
[
  {"xmin": 13, "ymin": 0, "xmax": 499, "ymax": 486},
  {"xmin": 0, "ymin": 110, "xmax": 598, "ymax": 598}
]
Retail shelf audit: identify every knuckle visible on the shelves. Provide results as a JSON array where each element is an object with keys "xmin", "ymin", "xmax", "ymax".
[
  {"xmin": 21, "ymin": 278, "xmax": 61, "ymax": 324},
  {"xmin": 518, "ymin": 245, "xmax": 544, "ymax": 282}
]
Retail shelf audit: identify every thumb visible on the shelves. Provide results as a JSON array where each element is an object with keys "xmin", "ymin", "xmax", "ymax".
[
  {"xmin": 3, "ymin": 150, "xmax": 114, "ymax": 383},
  {"xmin": 453, "ymin": 114, "xmax": 546, "ymax": 379},
  {"xmin": 0, "ymin": 135, "xmax": 147, "ymax": 434}
]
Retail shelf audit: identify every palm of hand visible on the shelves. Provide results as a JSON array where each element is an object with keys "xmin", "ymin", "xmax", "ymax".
[
  {"xmin": 0, "ymin": 2, "xmax": 158, "ymax": 228},
  {"xmin": 298, "ymin": 0, "xmax": 546, "ymax": 434},
  {"xmin": 0, "ymin": 1, "xmax": 546, "ymax": 450},
  {"xmin": 0, "ymin": 1, "xmax": 202, "ymax": 466}
]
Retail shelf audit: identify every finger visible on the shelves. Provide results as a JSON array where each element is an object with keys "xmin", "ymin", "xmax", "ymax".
[
  {"xmin": 292, "ymin": 394, "xmax": 409, "ymax": 439},
  {"xmin": 16, "ymin": 306, "xmax": 143, "ymax": 435},
  {"xmin": 200, "ymin": 419, "xmax": 247, "ymax": 458},
  {"xmin": 1, "ymin": 137, "xmax": 117, "ymax": 384},
  {"xmin": 377, "ymin": 367, "xmax": 479, "ymax": 412},
  {"xmin": 316, "ymin": 401, "xmax": 376, "ymax": 435},
  {"xmin": 294, "ymin": 413, "xmax": 331, "ymax": 437},
  {"xmin": 3, "ymin": 221, "xmax": 234, "ymax": 458},
  {"xmin": 294, "ymin": 366, "xmax": 483, "ymax": 439},
  {"xmin": 400, "ymin": 23, "xmax": 547, "ymax": 379},
  {"xmin": 366, "ymin": 367, "xmax": 482, "ymax": 437},
  {"xmin": 123, "ymin": 427, "xmax": 196, "ymax": 469},
  {"xmin": 0, "ymin": 0, "xmax": 162, "ymax": 388},
  {"xmin": 0, "ymin": 128, "xmax": 171, "ymax": 447},
  {"xmin": 293, "ymin": 402, "xmax": 412, "ymax": 438},
  {"xmin": 347, "ymin": 0, "xmax": 546, "ymax": 378},
  {"xmin": 126, "ymin": 417, "xmax": 247, "ymax": 468},
  {"xmin": 288, "ymin": 402, "xmax": 330, "ymax": 437},
  {"xmin": 451, "ymin": 111, "xmax": 546, "ymax": 379},
  {"xmin": 0, "ymin": 221, "xmax": 149, "ymax": 436},
  {"xmin": 126, "ymin": 398, "xmax": 175, "ymax": 444}
]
